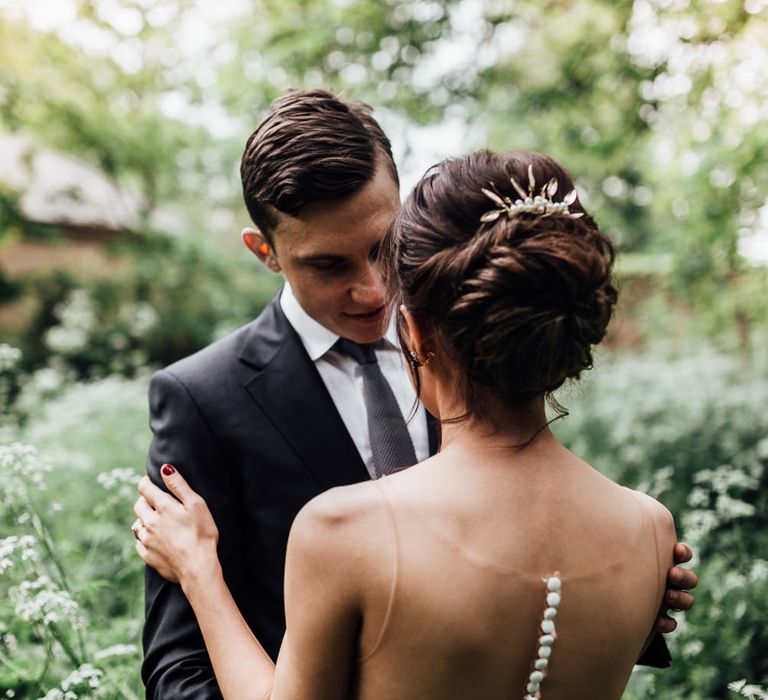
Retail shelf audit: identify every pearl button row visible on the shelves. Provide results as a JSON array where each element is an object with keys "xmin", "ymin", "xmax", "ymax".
[{"xmin": 523, "ymin": 575, "xmax": 561, "ymax": 700}]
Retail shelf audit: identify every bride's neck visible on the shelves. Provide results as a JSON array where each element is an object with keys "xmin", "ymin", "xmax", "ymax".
[{"xmin": 436, "ymin": 395, "xmax": 557, "ymax": 457}]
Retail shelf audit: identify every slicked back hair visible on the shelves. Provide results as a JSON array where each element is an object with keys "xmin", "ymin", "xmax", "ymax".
[{"xmin": 240, "ymin": 88, "xmax": 398, "ymax": 244}]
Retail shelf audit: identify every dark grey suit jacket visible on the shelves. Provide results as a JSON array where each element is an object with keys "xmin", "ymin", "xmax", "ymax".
[
  {"xmin": 142, "ymin": 293, "xmax": 437, "ymax": 697},
  {"xmin": 141, "ymin": 292, "xmax": 668, "ymax": 698}
]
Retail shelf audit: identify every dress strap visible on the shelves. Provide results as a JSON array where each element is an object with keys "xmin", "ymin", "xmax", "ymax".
[
  {"xmin": 626, "ymin": 488, "xmax": 665, "ymax": 604},
  {"xmin": 358, "ymin": 478, "xmax": 400, "ymax": 662},
  {"xmin": 648, "ymin": 499, "xmax": 665, "ymax": 604}
]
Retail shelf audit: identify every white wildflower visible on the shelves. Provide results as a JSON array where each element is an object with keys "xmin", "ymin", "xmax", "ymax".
[
  {"xmin": 705, "ymin": 464, "xmax": 759, "ymax": 494},
  {"xmin": 0, "ymin": 535, "xmax": 38, "ymax": 574},
  {"xmin": 38, "ymin": 691, "xmax": 63, "ymax": 700},
  {"xmin": 13, "ymin": 362, "xmax": 74, "ymax": 418},
  {"xmin": 45, "ymin": 290, "xmax": 97, "ymax": 354},
  {"xmin": 38, "ymin": 663, "xmax": 104, "ymax": 700},
  {"xmin": 11, "ymin": 576, "xmax": 81, "ymax": 629},
  {"xmin": 729, "ymin": 680, "xmax": 768, "ymax": 699},
  {"xmin": 94, "ymin": 643, "xmax": 138, "ymax": 660},
  {"xmin": 62, "ymin": 664, "xmax": 103, "ymax": 690},
  {"xmin": 45, "ymin": 326, "xmax": 87, "ymax": 354},
  {"xmin": 2, "ymin": 632, "xmax": 18, "ymax": 653},
  {"xmin": 0, "ymin": 443, "xmax": 51, "ymax": 514},
  {"xmin": 39, "ymin": 691, "xmax": 63, "ymax": 700},
  {"xmin": 0, "ymin": 536, "xmax": 17, "ymax": 575},
  {"xmin": 715, "ymin": 493, "xmax": 756, "ymax": 520},
  {"xmin": 686, "ymin": 486, "xmax": 710, "ymax": 509},
  {"xmin": 749, "ymin": 560, "xmax": 768, "ymax": 583},
  {"xmin": 681, "ymin": 639, "xmax": 703, "ymax": 658},
  {"xmin": 0, "ymin": 344, "xmax": 22, "ymax": 372},
  {"xmin": 123, "ymin": 302, "xmax": 158, "ymax": 336},
  {"xmin": 681, "ymin": 508, "xmax": 719, "ymax": 544},
  {"xmin": 97, "ymin": 467, "xmax": 141, "ymax": 492},
  {"xmin": 28, "ymin": 367, "xmax": 68, "ymax": 394}
]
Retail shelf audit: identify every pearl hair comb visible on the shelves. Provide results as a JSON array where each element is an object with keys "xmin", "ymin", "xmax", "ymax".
[{"xmin": 480, "ymin": 164, "xmax": 583, "ymax": 223}]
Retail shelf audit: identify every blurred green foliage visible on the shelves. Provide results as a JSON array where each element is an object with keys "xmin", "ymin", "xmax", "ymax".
[
  {"xmin": 0, "ymin": 363, "xmax": 150, "ymax": 698},
  {"xmin": 1, "ymin": 0, "xmax": 766, "ymax": 354}
]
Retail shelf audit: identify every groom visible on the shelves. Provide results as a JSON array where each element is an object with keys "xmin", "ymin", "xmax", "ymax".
[{"xmin": 140, "ymin": 88, "xmax": 695, "ymax": 698}]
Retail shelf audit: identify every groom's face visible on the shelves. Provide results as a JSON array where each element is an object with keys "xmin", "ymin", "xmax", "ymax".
[{"xmin": 272, "ymin": 161, "xmax": 400, "ymax": 344}]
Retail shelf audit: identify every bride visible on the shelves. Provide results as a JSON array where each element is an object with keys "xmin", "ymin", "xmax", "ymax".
[{"xmin": 134, "ymin": 150, "xmax": 684, "ymax": 699}]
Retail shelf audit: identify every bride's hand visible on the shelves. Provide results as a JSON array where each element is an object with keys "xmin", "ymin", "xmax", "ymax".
[{"xmin": 133, "ymin": 464, "xmax": 220, "ymax": 587}]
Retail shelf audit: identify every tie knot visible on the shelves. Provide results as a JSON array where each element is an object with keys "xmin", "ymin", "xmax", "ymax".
[{"xmin": 335, "ymin": 338, "xmax": 379, "ymax": 365}]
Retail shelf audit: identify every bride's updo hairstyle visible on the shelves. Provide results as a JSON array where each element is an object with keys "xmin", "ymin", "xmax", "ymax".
[{"xmin": 382, "ymin": 149, "xmax": 617, "ymax": 421}]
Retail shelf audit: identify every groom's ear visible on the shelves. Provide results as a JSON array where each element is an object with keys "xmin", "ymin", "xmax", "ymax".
[{"xmin": 242, "ymin": 227, "xmax": 281, "ymax": 272}]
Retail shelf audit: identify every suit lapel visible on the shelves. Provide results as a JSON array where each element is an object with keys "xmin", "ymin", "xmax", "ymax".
[{"xmin": 240, "ymin": 296, "xmax": 369, "ymax": 489}]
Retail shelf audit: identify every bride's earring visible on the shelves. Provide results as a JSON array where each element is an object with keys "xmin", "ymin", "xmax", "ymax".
[{"xmin": 408, "ymin": 349, "xmax": 435, "ymax": 369}]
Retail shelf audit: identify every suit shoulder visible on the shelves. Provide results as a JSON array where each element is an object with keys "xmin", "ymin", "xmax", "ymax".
[
  {"xmin": 159, "ymin": 294, "xmax": 285, "ymax": 384},
  {"xmin": 148, "ymin": 325, "xmax": 254, "ymax": 409},
  {"xmin": 159, "ymin": 300, "xmax": 285, "ymax": 390},
  {"xmin": 166, "ymin": 322, "xmax": 252, "ymax": 375}
]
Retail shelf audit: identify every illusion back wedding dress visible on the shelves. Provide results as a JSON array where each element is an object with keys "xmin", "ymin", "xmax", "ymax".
[{"xmin": 350, "ymin": 474, "xmax": 670, "ymax": 700}]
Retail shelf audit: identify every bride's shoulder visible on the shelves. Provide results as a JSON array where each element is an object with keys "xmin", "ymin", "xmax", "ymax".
[
  {"xmin": 624, "ymin": 488, "xmax": 677, "ymax": 540},
  {"xmin": 288, "ymin": 483, "xmax": 388, "ymax": 553},
  {"xmin": 298, "ymin": 482, "xmax": 383, "ymax": 528},
  {"xmin": 285, "ymin": 483, "xmax": 392, "ymax": 595}
]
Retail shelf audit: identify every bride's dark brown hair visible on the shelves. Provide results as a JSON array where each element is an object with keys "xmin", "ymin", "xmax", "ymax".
[{"xmin": 381, "ymin": 150, "xmax": 618, "ymax": 423}]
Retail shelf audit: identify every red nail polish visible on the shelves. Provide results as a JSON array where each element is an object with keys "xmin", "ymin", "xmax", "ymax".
[{"xmin": 161, "ymin": 464, "xmax": 176, "ymax": 476}]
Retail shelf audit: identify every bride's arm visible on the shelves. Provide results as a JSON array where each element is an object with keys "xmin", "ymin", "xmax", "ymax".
[
  {"xmin": 183, "ymin": 561, "xmax": 275, "ymax": 698},
  {"xmin": 632, "ymin": 491, "xmax": 680, "ymax": 661},
  {"xmin": 135, "ymin": 468, "xmax": 361, "ymax": 700}
]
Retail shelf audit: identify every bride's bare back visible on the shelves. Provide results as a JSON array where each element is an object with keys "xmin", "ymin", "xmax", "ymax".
[{"xmin": 298, "ymin": 435, "xmax": 675, "ymax": 700}]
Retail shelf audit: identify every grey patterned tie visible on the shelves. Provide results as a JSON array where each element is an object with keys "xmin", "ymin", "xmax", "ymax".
[{"xmin": 335, "ymin": 338, "xmax": 418, "ymax": 478}]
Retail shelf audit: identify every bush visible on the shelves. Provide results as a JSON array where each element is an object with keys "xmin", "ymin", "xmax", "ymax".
[
  {"xmin": 1, "ymin": 348, "xmax": 148, "ymax": 698},
  {"xmin": 17, "ymin": 232, "xmax": 281, "ymax": 378}
]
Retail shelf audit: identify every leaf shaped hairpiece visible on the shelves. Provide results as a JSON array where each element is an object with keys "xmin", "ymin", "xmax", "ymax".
[{"xmin": 480, "ymin": 165, "xmax": 584, "ymax": 223}]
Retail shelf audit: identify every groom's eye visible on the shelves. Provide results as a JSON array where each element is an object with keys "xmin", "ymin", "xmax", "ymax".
[{"xmin": 312, "ymin": 259, "xmax": 349, "ymax": 274}]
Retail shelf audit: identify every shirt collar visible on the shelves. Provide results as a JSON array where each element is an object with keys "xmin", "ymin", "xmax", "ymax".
[
  {"xmin": 280, "ymin": 282, "xmax": 401, "ymax": 362},
  {"xmin": 280, "ymin": 282, "xmax": 338, "ymax": 361}
]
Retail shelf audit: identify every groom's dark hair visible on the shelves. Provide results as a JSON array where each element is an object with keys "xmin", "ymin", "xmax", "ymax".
[{"xmin": 240, "ymin": 88, "xmax": 398, "ymax": 245}]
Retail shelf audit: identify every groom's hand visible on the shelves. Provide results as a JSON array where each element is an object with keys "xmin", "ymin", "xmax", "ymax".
[{"xmin": 655, "ymin": 542, "xmax": 698, "ymax": 634}]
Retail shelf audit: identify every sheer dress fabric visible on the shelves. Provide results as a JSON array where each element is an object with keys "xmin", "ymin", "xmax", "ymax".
[{"xmin": 351, "ymin": 478, "xmax": 666, "ymax": 700}]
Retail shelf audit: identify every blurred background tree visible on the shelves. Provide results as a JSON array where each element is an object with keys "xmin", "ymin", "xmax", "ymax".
[
  {"xmin": 0, "ymin": 0, "xmax": 766, "ymax": 697},
  {"xmin": 3, "ymin": 0, "xmax": 764, "ymax": 363}
]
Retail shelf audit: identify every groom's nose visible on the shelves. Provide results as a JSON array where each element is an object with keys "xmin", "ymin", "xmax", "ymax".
[{"xmin": 350, "ymin": 262, "xmax": 386, "ymax": 307}]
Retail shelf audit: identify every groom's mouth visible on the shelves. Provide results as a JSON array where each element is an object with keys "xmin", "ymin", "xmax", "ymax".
[{"xmin": 344, "ymin": 306, "xmax": 386, "ymax": 325}]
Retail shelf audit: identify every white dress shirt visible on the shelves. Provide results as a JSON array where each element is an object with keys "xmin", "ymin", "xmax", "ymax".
[{"xmin": 280, "ymin": 283, "xmax": 430, "ymax": 479}]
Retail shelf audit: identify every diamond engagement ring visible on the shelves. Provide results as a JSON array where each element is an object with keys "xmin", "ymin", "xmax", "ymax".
[{"xmin": 131, "ymin": 519, "xmax": 143, "ymax": 541}]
